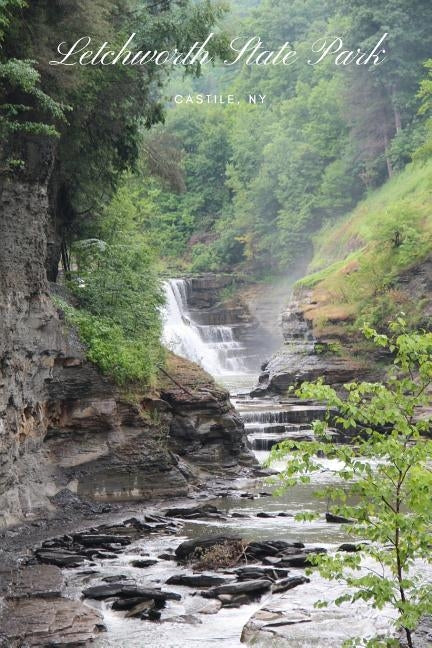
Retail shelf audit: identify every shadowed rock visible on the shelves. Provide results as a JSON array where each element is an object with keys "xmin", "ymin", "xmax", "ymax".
[
  {"xmin": 83, "ymin": 584, "xmax": 181, "ymax": 602},
  {"xmin": 202, "ymin": 579, "xmax": 271, "ymax": 599},
  {"xmin": 166, "ymin": 574, "xmax": 228, "ymax": 588}
]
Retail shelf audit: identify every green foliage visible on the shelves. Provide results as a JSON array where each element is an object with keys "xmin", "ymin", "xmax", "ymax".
[
  {"xmin": 415, "ymin": 59, "xmax": 432, "ymax": 161},
  {"xmin": 142, "ymin": 0, "xmax": 432, "ymax": 276},
  {"xmin": 60, "ymin": 302, "xmax": 163, "ymax": 385},
  {"xmin": 268, "ymin": 320, "xmax": 432, "ymax": 647},
  {"xmin": 66, "ymin": 182, "xmax": 165, "ymax": 386},
  {"xmin": 0, "ymin": 0, "xmax": 67, "ymax": 167}
]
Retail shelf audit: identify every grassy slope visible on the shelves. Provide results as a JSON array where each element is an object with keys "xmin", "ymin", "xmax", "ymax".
[{"xmin": 295, "ymin": 161, "xmax": 432, "ymax": 341}]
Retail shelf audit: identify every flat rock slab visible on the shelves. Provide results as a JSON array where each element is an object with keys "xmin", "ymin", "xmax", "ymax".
[
  {"xmin": 164, "ymin": 505, "xmax": 225, "ymax": 519},
  {"xmin": 166, "ymin": 574, "xmax": 228, "ymax": 588},
  {"xmin": 35, "ymin": 550, "xmax": 86, "ymax": 568},
  {"xmin": 6, "ymin": 565, "xmax": 64, "ymax": 599},
  {"xmin": 83, "ymin": 583, "xmax": 181, "ymax": 602},
  {"xmin": 0, "ymin": 596, "xmax": 104, "ymax": 647},
  {"xmin": 234, "ymin": 566, "xmax": 289, "ymax": 581},
  {"xmin": 272, "ymin": 576, "xmax": 310, "ymax": 594},
  {"xmin": 203, "ymin": 579, "xmax": 271, "ymax": 599}
]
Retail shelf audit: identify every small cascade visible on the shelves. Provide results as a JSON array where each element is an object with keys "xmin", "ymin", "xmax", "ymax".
[
  {"xmin": 233, "ymin": 397, "xmax": 325, "ymax": 458},
  {"xmin": 161, "ymin": 279, "xmax": 247, "ymax": 376}
]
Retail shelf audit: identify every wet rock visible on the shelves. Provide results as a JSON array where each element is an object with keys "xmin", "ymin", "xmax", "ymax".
[
  {"xmin": 131, "ymin": 559, "xmax": 158, "ymax": 568},
  {"xmin": 175, "ymin": 535, "xmax": 241, "ymax": 561},
  {"xmin": 73, "ymin": 533, "xmax": 132, "ymax": 546},
  {"xmin": 158, "ymin": 552, "xmax": 177, "ymax": 561},
  {"xmin": 142, "ymin": 608, "xmax": 162, "ymax": 621},
  {"xmin": 325, "ymin": 513, "xmax": 353, "ymax": 524},
  {"xmin": 242, "ymin": 606, "xmax": 313, "ymax": 643},
  {"xmin": 337, "ymin": 543, "xmax": 363, "ymax": 552},
  {"xmin": 198, "ymin": 600, "xmax": 223, "ymax": 614},
  {"xmin": 164, "ymin": 504, "xmax": 225, "ymax": 520},
  {"xmin": 83, "ymin": 584, "xmax": 181, "ymax": 602},
  {"xmin": 256, "ymin": 512, "xmax": 276, "ymax": 518},
  {"xmin": 102, "ymin": 575, "xmax": 129, "ymax": 583},
  {"xmin": 125, "ymin": 601, "xmax": 155, "ymax": 618},
  {"xmin": 123, "ymin": 517, "xmax": 154, "ymax": 531},
  {"xmin": 264, "ymin": 549, "xmax": 326, "ymax": 569},
  {"xmin": 162, "ymin": 614, "xmax": 202, "ymax": 625},
  {"xmin": 35, "ymin": 549, "xmax": 86, "ymax": 568},
  {"xmin": 231, "ymin": 512, "xmax": 249, "ymax": 519},
  {"xmin": 166, "ymin": 574, "xmax": 228, "ymax": 588},
  {"xmin": 277, "ymin": 512, "xmax": 293, "ymax": 517},
  {"xmin": 86, "ymin": 550, "xmax": 118, "ymax": 560},
  {"xmin": 271, "ymin": 576, "xmax": 310, "ymax": 593},
  {"xmin": 0, "ymin": 596, "xmax": 105, "ymax": 647},
  {"xmin": 202, "ymin": 579, "xmax": 271, "ymax": 599},
  {"xmin": 111, "ymin": 597, "xmax": 155, "ymax": 611},
  {"xmin": 234, "ymin": 566, "xmax": 289, "ymax": 581},
  {"xmin": 223, "ymin": 594, "xmax": 252, "ymax": 608},
  {"xmin": 245, "ymin": 540, "xmax": 304, "ymax": 560},
  {"xmin": 6, "ymin": 565, "xmax": 64, "ymax": 599}
]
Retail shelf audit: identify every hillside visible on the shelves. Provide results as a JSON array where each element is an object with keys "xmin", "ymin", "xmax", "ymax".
[{"xmin": 295, "ymin": 160, "xmax": 432, "ymax": 344}]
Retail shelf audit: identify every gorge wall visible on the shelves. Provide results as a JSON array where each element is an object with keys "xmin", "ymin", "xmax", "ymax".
[
  {"xmin": 0, "ymin": 144, "xmax": 254, "ymax": 528},
  {"xmin": 253, "ymin": 255, "xmax": 432, "ymax": 397}
]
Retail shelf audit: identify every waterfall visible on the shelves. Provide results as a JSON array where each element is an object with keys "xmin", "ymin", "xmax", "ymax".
[{"xmin": 161, "ymin": 279, "xmax": 245, "ymax": 376}]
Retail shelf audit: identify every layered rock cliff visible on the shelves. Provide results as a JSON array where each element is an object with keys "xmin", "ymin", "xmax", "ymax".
[
  {"xmin": 253, "ymin": 255, "xmax": 432, "ymax": 397},
  {"xmin": 0, "ymin": 144, "xmax": 254, "ymax": 528},
  {"xmin": 252, "ymin": 290, "xmax": 380, "ymax": 397}
]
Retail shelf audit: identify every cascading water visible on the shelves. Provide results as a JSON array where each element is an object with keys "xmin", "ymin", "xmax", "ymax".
[{"xmin": 161, "ymin": 279, "xmax": 246, "ymax": 376}]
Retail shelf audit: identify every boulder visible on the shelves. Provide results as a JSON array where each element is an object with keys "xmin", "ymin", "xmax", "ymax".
[
  {"xmin": 175, "ymin": 536, "xmax": 241, "ymax": 561},
  {"xmin": 337, "ymin": 543, "xmax": 363, "ymax": 552},
  {"xmin": 271, "ymin": 576, "xmax": 310, "ymax": 593},
  {"xmin": 326, "ymin": 513, "xmax": 353, "ymax": 524},
  {"xmin": 245, "ymin": 540, "xmax": 304, "ymax": 559},
  {"xmin": 222, "ymin": 594, "xmax": 252, "ymax": 608},
  {"xmin": 202, "ymin": 579, "xmax": 271, "ymax": 599},
  {"xmin": 164, "ymin": 504, "xmax": 224, "ymax": 520},
  {"xmin": 198, "ymin": 600, "xmax": 223, "ymax": 614},
  {"xmin": 234, "ymin": 566, "xmax": 289, "ymax": 581},
  {"xmin": 82, "ymin": 584, "xmax": 181, "ymax": 602},
  {"xmin": 130, "ymin": 559, "xmax": 158, "ymax": 568},
  {"xmin": 111, "ymin": 597, "xmax": 155, "ymax": 611}
]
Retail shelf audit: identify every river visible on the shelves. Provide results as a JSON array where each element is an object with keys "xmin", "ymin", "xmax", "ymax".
[{"xmin": 63, "ymin": 279, "xmax": 399, "ymax": 647}]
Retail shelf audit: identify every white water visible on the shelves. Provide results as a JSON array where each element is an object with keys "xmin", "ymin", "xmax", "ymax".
[{"xmin": 161, "ymin": 279, "xmax": 246, "ymax": 376}]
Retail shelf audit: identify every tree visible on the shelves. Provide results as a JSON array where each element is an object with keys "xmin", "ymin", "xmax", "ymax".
[
  {"xmin": 268, "ymin": 319, "xmax": 432, "ymax": 648},
  {"xmin": 0, "ymin": 0, "xmax": 67, "ymax": 171},
  {"xmin": 336, "ymin": 0, "xmax": 432, "ymax": 178},
  {"xmin": 1, "ymin": 0, "xmax": 229, "ymax": 277}
]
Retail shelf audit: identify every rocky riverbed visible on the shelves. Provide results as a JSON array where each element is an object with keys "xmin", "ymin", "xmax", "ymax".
[{"xmin": 0, "ymin": 435, "xmax": 404, "ymax": 648}]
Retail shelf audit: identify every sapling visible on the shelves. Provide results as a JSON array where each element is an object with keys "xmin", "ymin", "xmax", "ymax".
[{"xmin": 268, "ymin": 318, "xmax": 432, "ymax": 647}]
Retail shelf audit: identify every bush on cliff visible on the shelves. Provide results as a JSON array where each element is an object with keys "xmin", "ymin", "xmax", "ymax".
[{"xmin": 60, "ymin": 185, "xmax": 165, "ymax": 386}]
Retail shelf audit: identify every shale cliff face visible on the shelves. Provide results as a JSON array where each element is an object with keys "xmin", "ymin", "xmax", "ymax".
[
  {"xmin": 253, "ymin": 290, "xmax": 377, "ymax": 397},
  {"xmin": 0, "ymin": 139, "xmax": 62, "ymax": 526},
  {"xmin": 253, "ymin": 255, "xmax": 432, "ymax": 397},
  {"xmin": 0, "ymin": 144, "xmax": 253, "ymax": 528}
]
